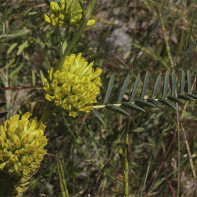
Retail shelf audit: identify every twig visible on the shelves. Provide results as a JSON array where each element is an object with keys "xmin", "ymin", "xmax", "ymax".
[
  {"xmin": 179, "ymin": 120, "xmax": 197, "ymax": 183},
  {"xmin": 147, "ymin": 132, "xmax": 177, "ymax": 194},
  {"xmin": 0, "ymin": 85, "xmax": 43, "ymax": 90},
  {"xmin": 164, "ymin": 174, "xmax": 176, "ymax": 197},
  {"xmin": 176, "ymin": 103, "xmax": 181, "ymax": 196},
  {"xmin": 124, "ymin": 128, "xmax": 129, "ymax": 197},
  {"xmin": 179, "ymin": 77, "xmax": 197, "ymax": 195}
]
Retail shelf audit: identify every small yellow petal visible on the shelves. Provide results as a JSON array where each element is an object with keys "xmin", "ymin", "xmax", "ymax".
[
  {"xmin": 50, "ymin": 13, "xmax": 56, "ymax": 19},
  {"xmin": 49, "ymin": 67, "xmax": 54, "ymax": 81},
  {"xmin": 90, "ymin": 68, "xmax": 102, "ymax": 80},
  {"xmin": 69, "ymin": 111, "xmax": 78, "ymax": 117},
  {"xmin": 50, "ymin": 2, "xmax": 60, "ymax": 12},
  {"xmin": 45, "ymin": 94, "xmax": 54, "ymax": 101},
  {"xmin": 61, "ymin": 83, "xmax": 71, "ymax": 94},
  {"xmin": 43, "ymin": 14, "xmax": 51, "ymax": 23},
  {"xmin": 87, "ymin": 19, "xmax": 95, "ymax": 26},
  {"xmin": 60, "ymin": 0, "xmax": 65, "ymax": 6},
  {"xmin": 58, "ymin": 12, "xmax": 64, "ymax": 20}
]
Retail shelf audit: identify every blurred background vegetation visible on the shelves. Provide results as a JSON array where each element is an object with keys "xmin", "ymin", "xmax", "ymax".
[{"xmin": 1, "ymin": 0, "xmax": 197, "ymax": 196}]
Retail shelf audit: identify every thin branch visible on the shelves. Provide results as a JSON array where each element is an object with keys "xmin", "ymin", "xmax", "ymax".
[
  {"xmin": 164, "ymin": 174, "xmax": 176, "ymax": 197},
  {"xmin": 124, "ymin": 128, "xmax": 129, "ymax": 197},
  {"xmin": 158, "ymin": 8, "xmax": 174, "ymax": 69},
  {"xmin": 179, "ymin": 120, "xmax": 197, "ymax": 181},
  {"xmin": 176, "ymin": 103, "xmax": 181, "ymax": 197},
  {"xmin": 147, "ymin": 132, "xmax": 177, "ymax": 194},
  {"xmin": 0, "ymin": 85, "xmax": 43, "ymax": 90}
]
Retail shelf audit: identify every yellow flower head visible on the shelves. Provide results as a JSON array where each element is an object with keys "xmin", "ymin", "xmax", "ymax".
[
  {"xmin": 43, "ymin": 0, "xmax": 95, "ymax": 27},
  {"xmin": 44, "ymin": 53, "xmax": 102, "ymax": 117},
  {"xmin": 0, "ymin": 113, "xmax": 47, "ymax": 196}
]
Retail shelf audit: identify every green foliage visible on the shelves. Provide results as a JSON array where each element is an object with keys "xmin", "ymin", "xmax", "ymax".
[
  {"xmin": 1, "ymin": 0, "xmax": 197, "ymax": 197},
  {"xmin": 92, "ymin": 70, "xmax": 197, "ymax": 124}
]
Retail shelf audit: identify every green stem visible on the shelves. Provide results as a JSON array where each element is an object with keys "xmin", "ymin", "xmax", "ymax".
[
  {"xmin": 180, "ymin": 122, "xmax": 197, "ymax": 180},
  {"xmin": 93, "ymin": 104, "xmax": 120, "ymax": 109},
  {"xmin": 158, "ymin": 8, "xmax": 174, "ymax": 69},
  {"xmin": 179, "ymin": 80, "xmax": 197, "ymax": 194},
  {"xmin": 55, "ymin": 153, "xmax": 69, "ymax": 197},
  {"xmin": 55, "ymin": 0, "xmax": 96, "ymax": 71},
  {"xmin": 39, "ymin": 0, "xmax": 96, "ymax": 123},
  {"xmin": 39, "ymin": 102, "xmax": 51, "ymax": 124},
  {"xmin": 176, "ymin": 103, "xmax": 180, "ymax": 196},
  {"xmin": 93, "ymin": 98, "xmax": 161, "ymax": 109},
  {"xmin": 124, "ymin": 129, "xmax": 129, "ymax": 197}
]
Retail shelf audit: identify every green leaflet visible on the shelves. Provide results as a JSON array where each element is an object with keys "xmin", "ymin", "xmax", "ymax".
[
  {"xmin": 91, "ymin": 109, "xmax": 105, "ymax": 126},
  {"xmin": 93, "ymin": 70, "xmax": 197, "ymax": 115}
]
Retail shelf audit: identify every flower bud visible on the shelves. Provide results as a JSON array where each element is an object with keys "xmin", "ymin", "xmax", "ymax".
[
  {"xmin": 50, "ymin": 2, "xmax": 60, "ymax": 12},
  {"xmin": 43, "ymin": 0, "xmax": 95, "ymax": 27}
]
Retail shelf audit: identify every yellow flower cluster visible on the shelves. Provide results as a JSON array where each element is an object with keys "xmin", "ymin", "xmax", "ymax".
[
  {"xmin": 43, "ymin": 0, "xmax": 95, "ymax": 27},
  {"xmin": 44, "ymin": 53, "xmax": 102, "ymax": 117},
  {"xmin": 0, "ymin": 113, "xmax": 47, "ymax": 196}
]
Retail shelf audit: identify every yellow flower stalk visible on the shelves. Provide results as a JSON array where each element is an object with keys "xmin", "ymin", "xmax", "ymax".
[
  {"xmin": 44, "ymin": 53, "xmax": 102, "ymax": 117},
  {"xmin": 43, "ymin": 0, "xmax": 95, "ymax": 27},
  {"xmin": 0, "ymin": 113, "xmax": 47, "ymax": 197}
]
